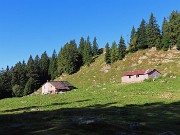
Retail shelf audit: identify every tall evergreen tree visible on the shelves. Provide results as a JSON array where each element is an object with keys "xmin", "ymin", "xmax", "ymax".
[
  {"xmin": 58, "ymin": 41, "xmax": 80, "ymax": 74},
  {"xmin": 23, "ymin": 77, "xmax": 33, "ymax": 96},
  {"xmin": 66, "ymin": 40, "xmax": 80, "ymax": 74},
  {"xmin": 136, "ymin": 19, "xmax": 148, "ymax": 49},
  {"xmin": 12, "ymin": 84, "xmax": 23, "ymax": 97},
  {"xmin": 176, "ymin": 36, "xmax": 180, "ymax": 50},
  {"xmin": 83, "ymin": 36, "xmax": 92, "ymax": 65},
  {"xmin": 169, "ymin": 11, "xmax": 180, "ymax": 47},
  {"xmin": 161, "ymin": 17, "xmax": 170, "ymax": 50},
  {"xmin": 111, "ymin": 41, "xmax": 118, "ymax": 63},
  {"xmin": 0, "ymin": 66, "xmax": 12, "ymax": 98},
  {"xmin": 33, "ymin": 55, "xmax": 41, "ymax": 89},
  {"xmin": 78, "ymin": 37, "xmax": 85, "ymax": 65},
  {"xmin": 11, "ymin": 61, "xmax": 27, "ymax": 96},
  {"xmin": 58, "ymin": 43, "xmax": 68, "ymax": 74},
  {"xmin": 162, "ymin": 34, "xmax": 170, "ymax": 51},
  {"xmin": 92, "ymin": 37, "xmax": 98, "ymax": 56},
  {"xmin": 105, "ymin": 43, "xmax": 111, "ymax": 64},
  {"xmin": 146, "ymin": 13, "xmax": 161, "ymax": 48},
  {"xmin": 26, "ymin": 55, "xmax": 40, "ymax": 94},
  {"xmin": 130, "ymin": 26, "xmax": 136, "ymax": 42},
  {"xmin": 118, "ymin": 36, "xmax": 126, "ymax": 60},
  {"xmin": 49, "ymin": 50, "xmax": 58, "ymax": 80},
  {"xmin": 39, "ymin": 52, "xmax": 50, "ymax": 83},
  {"xmin": 129, "ymin": 35, "xmax": 138, "ymax": 53}
]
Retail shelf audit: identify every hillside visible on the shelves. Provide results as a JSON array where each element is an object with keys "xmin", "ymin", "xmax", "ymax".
[
  {"xmin": 58, "ymin": 48, "xmax": 180, "ymax": 88},
  {"xmin": 0, "ymin": 48, "xmax": 180, "ymax": 135}
]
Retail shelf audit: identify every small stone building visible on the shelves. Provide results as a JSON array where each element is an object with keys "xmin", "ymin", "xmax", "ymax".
[
  {"xmin": 42, "ymin": 81, "xmax": 75, "ymax": 94},
  {"xmin": 121, "ymin": 69, "xmax": 161, "ymax": 83}
]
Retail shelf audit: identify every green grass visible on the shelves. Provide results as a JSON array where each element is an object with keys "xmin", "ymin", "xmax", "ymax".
[
  {"xmin": 0, "ymin": 77, "xmax": 180, "ymax": 135},
  {"xmin": 0, "ymin": 49, "xmax": 180, "ymax": 135}
]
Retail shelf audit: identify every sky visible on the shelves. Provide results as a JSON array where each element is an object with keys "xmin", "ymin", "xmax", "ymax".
[{"xmin": 0, "ymin": 0, "xmax": 179, "ymax": 69}]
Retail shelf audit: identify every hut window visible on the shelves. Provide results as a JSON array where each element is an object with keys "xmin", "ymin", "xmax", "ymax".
[
  {"xmin": 129, "ymin": 76, "xmax": 131, "ymax": 78},
  {"xmin": 136, "ymin": 75, "xmax": 139, "ymax": 78}
]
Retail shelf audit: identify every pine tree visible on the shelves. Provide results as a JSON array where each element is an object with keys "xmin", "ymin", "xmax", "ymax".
[
  {"xmin": 105, "ymin": 43, "xmax": 111, "ymax": 64},
  {"xmin": 83, "ymin": 36, "xmax": 92, "ymax": 65},
  {"xmin": 169, "ymin": 11, "xmax": 180, "ymax": 48},
  {"xmin": 66, "ymin": 40, "xmax": 80, "ymax": 74},
  {"xmin": 11, "ymin": 61, "xmax": 27, "ymax": 95},
  {"xmin": 136, "ymin": 19, "xmax": 148, "ymax": 49},
  {"xmin": 146, "ymin": 13, "xmax": 161, "ymax": 48},
  {"xmin": 130, "ymin": 26, "xmax": 136, "ymax": 42},
  {"xmin": 12, "ymin": 84, "xmax": 23, "ymax": 97},
  {"xmin": 33, "ymin": 55, "xmax": 41, "ymax": 89},
  {"xmin": 58, "ymin": 41, "xmax": 80, "ymax": 74},
  {"xmin": 49, "ymin": 50, "xmax": 58, "ymax": 79},
  {"xmin": 92, "ymin": 37, "xmax": 98, "ymax": 56},
  {"xmin": 129, "ymin": 35, "xmax": 138, "ymax": 53},
  {"xmin": 111, "ymin": 41, "xmax": 118, "ymax": 63},
  {"xmin": 39, "ymin": 51, "xmax": 50, "ymax": 83},
  {"xmin": 118, "ymin": 36, "xmax": 126, "ymax": 60},
  {"xmin": 78, "ymin": 37, "xmax": 85, "ymax": 65},
  {"xmin": 162, "ymin": 34, "xmax": 170, "ymax": 51},
  {"xmin": 161, "ymin": 17, "xmax": 170, "ymax": 50},
  {"xmin": 58, "ymin": 43, "xmax": 69, "ymax": 74},
  {"xmin": 176, "ymin": 36, "xmax": 180, "ymax": 50},
  {"xmin": 23, "ymin": 77, "xmax": 33, "ymax": 96},
  {"xmin": 0, "ymin": 66, "xmax": 12, "ymax": 98},
  {"xmin": 27, "ymin": 55, "xmax": 35, "ymax": 78},
  {"xmin": 26, "ymin": 55, "xmax": 40, "ymax": 93}
]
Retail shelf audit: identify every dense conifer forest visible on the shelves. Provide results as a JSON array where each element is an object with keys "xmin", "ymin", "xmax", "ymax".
[{"xmin": 0, "ymin": 11, "xmax": 179, "ymax": 99}]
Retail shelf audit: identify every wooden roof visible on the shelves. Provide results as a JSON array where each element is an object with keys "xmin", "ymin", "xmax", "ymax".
[{"xmin": 48, "ymin": 81, "xmax": 74, "ymax": 89}]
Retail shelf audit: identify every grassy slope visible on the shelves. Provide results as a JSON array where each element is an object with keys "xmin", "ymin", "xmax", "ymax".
[
  {"xmin": 0, "ymin": 49, "xmax": 180, "ymax": 135},
  {"xmin": 58, "ymin": 48, "xmax": 180, "ymax": 88}
]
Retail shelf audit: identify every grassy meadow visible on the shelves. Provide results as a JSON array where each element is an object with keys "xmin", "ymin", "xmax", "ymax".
[{"xmin": 0, "ymin": 49, "xmax": 180, "ymax": 135}]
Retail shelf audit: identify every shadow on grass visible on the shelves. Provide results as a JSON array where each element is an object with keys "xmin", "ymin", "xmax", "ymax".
[{"xmin": 0, "ymin": 102, "xmax": 179, "ymax": 135}]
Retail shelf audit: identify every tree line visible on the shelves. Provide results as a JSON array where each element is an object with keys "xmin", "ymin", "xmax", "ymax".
[
  {"xmin": 105, "ymin": 10, "xmax": 180, "ymax": 64},
  {"xmin": 0, "ymin": 10, "xmax": 179, "ymax": 99},
  {"xmin": 0, "ymin": 36, "xmax": 99, "ymax": 99}
]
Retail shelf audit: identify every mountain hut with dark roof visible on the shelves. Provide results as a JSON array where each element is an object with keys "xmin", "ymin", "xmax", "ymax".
[
  {"xmin": 121, "ymin": 69, "xmax": 161, "ymax": 83},
  {"xmin": 42, "ymin": 81, "xmax": 75, "ymax": 94}
]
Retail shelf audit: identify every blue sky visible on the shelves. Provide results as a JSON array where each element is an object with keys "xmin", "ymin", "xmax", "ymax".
[{"xmin": 0, "ymin": 0, "xmax": 179, "ymax": 69}]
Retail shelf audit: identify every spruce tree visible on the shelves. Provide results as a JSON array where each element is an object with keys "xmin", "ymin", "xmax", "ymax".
[
  {"xmin": 118, "ymin": 36, "xmax": 126, "ymax": 60},
  {"xmin": 136, "ymin": 19, "xmax": 148, "ymax": 49},
  {"xmin": 11, "ymin": 61, "xmax": 27, "ymax": 93},
  {"xmin": 161, "ymin": 17, "xmax": 170, "ymax": 50},
  {"xmin": 176, "ymin": 36, "xmax": 180, "ymax": 50},
  {"xmin": 78, "ymin": 37, "xmax": 85, "ymax": 65},
  {"xmin": 146, "ymin": 13, "xmax": 161, "ymax": 48},
  {"xmin": 111, "ymin": 41, "xmax": 118, "ymax": 63},
  {"xmin": 26, "ymin": 55, "xmax": 40, "ymax": 92},
  {"xmin": 23, "ymin": 77, "xmax": 33, "ymax": 96},
  {"xmin": 34, "ymin": 55, "xmax": 41, "ymax": 89},
  {"xmin": 12, "ymin": 84, "xmax": 23, "ymax": 97},
  {"xmin": 1, "ymin": 66, "xmax": 12, "ymax": 98},
  {"xmin": 129, "ymin": 35, "xmax": 138, "ymax": 53},
  {"xmin": 92, "ymin": 37, "xmax": 98, "ymax": 56},
  {"xmin": 49, "ymin": 50, "xmax": 58, "ymax": 79},
  {"xmin": 58, "ymin": 43, "xmax": 69, "ymax": 74},
  {"xmin": 130, "ymin": 26, "xmax": 136, "ymax": 42},
  {"xmin": 169, "ymin": 11, "xmax": 180, "ymax": 48},
  {"xmin": 83, "ymin": 36, "xmax": 92, "ymax": 65},
  {"xmin": 67, "ymin": 40, "xmax": 80, "ymax": 74},
  {"xmin": 39, "ymin": 52, "xmax": 50, "ymax": 83},
  {"xmin": 105, "ymin": 43, "xmax": 111, "ymax": 64},
  {"xmin": 162, "ymin": 34, "xmax": 170, "ymax": 51}
]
